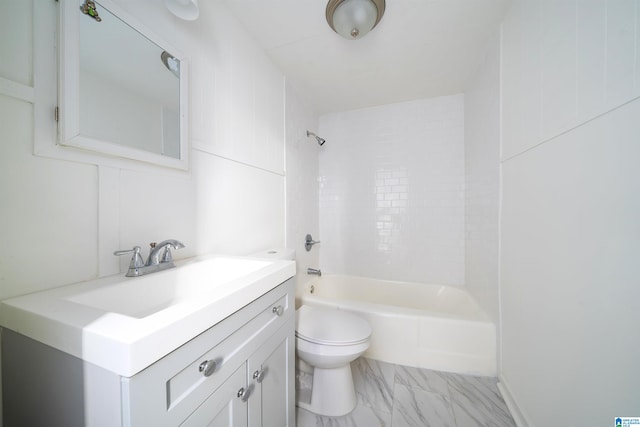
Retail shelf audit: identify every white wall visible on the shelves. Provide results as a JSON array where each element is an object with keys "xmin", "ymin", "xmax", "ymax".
[
  {"xmin": 464, "ymin": 32, "xmax": 501, "ymax": 323},
  {"xmin": 499, "ymin": 1, "xmax": 640, "ymax": 425},
  {"xmin": 285, "ymin": 81, "xmax": 320, "ymax": 284},
  {"xmin": 0, "ymin": 1, "xmax": 322, "ymax": 422},
  {"xmin": 319, "ymin": 95, "xmax": 465, "ymax": 285},
  {"xmin": 0, "ymin": 0, "xmax": 291, "ymax": 302}
]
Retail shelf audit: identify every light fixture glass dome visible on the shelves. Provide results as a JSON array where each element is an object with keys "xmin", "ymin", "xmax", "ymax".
[{"xmin": 326, "ymin": 0, "xmax": 385, "ymax": 40}]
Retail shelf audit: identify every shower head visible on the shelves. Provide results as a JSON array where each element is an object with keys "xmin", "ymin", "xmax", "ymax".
[{"xmin": 306, "ymin": 130, "xmax": 326, "ymax": 146}]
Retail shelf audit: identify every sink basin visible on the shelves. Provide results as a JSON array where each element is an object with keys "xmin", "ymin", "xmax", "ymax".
[
  {"xmin": 0, "ymin": 254, "xmax": 295, "ymax": 377},
  {"xmin": 67, "ymin": 257, "xmax": 270, "ymax": 318}
]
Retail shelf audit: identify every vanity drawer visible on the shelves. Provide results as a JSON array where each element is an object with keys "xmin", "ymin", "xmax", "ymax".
[
  {"xmin": 166, "ymin": 292, "xmax": 289, "ymax": 410},
  {"xmin": 123, "ymin": 278, "xmax": 294, "ymax": 427}
]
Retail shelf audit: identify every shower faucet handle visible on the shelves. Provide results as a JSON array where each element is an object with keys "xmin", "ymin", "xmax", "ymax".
[{"xmin": 305, "ymin": 234, "xmax": 320, "ymax": 252}]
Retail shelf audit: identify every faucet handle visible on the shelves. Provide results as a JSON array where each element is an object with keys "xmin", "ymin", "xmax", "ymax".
[
  {"xmin": 148, "ymin": 242, "xmax": 173, "ymax": 262},
  {"xmin": 147, "ymin": 240, "xmax": 184, "ymax": 266},
  {"xmin": 114, "ymin": 246, "xmax": 144, "ymax": 268},
  {"xmin": 161, "ymin": 246, "xmax": 174, "ymax": 263},
  {"xmin": 305, "ymin": 234, "xmax": 321, "ymax": 252}
]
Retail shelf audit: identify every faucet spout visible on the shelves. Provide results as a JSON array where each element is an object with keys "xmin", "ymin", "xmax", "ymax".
[
  {"xmin": 147, "ymin": 239, "xmax": 185, "ymax": 266},
  {"xmin": 307, "ymin": 268, "xmax": 322, "ymax": 276}
]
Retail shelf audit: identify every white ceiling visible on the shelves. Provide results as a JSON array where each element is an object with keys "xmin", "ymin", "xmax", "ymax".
[{"xmin": 223, "ymin": 0, "xmax": 512, "ymax": 114}]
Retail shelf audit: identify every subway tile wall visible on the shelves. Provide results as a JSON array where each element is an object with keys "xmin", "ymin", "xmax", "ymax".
[{"xmin": 319, "ymin": 95, "xmax": 465, "ymax": 286}]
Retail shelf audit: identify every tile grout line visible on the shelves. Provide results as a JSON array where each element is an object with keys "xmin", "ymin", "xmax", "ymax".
[{"xmin": 445, "ymin": 376, "xmax": 460, "ymax": 427}]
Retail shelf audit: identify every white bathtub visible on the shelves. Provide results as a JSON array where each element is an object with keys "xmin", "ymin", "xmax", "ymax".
[{"xmin": 299, "ymin": 275, "xmax": 496, "ymax": 376}]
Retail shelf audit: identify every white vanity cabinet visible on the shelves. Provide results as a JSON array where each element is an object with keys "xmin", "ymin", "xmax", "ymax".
[
  {"xmin": 2, "ymin": 278, "xmax": 295, "ymax": 427},
  {"xmin": 182, "ymin": 322, "xmax": 292, "ymax": 427},
  {"xmin": 248, "ymin": 320, "xmax": 292, "ymax": 427},
  {"xmin": 125, "ymin": 278, "xmax": 295, "ymax": 426},
  {"xmin": 180, "ymin": 364, "xmax": 248, "ymax": 426}
]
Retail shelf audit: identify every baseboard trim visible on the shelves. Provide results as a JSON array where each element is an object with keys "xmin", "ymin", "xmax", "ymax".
[{"xmin": 497, "ymin": 375, "xmax": 532, "ymax": 427}]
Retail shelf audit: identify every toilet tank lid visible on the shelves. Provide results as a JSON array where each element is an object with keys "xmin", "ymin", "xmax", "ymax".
[{"xmin": 296, "ymin": 305, "xmax": 372, "ymax": 345}]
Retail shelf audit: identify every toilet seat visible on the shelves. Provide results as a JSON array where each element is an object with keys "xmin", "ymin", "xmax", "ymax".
[{"xmin": 296, "ymin": 305, "xmax": 372, "ymax": 346}]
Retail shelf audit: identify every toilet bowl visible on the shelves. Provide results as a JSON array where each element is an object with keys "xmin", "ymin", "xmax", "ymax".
[{"xmin": 295, "ymin": 305, "xmax": 372, "ymax": 417}]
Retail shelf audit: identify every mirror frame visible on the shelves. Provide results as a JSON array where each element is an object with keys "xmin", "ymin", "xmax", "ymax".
[{"xmin": 58, "ymin": 0, "xmax": 189, "ymax": 170}]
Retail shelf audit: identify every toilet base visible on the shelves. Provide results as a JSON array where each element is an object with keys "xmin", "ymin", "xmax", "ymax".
[{"xmin": 296, "ymin": 364, "xmax": 357, "ymax": 417}]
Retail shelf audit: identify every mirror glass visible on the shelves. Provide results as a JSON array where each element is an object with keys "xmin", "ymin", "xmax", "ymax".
[{"xmin": 59, "ymin": 0, "xmax": 188, "ymax": 169}]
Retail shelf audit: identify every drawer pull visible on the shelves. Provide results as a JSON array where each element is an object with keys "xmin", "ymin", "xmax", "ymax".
[
  {"xmin": 272, "ymin": 305, "xmax": 284, "ymax": 316},
  {"xmin": 237, "ymin": 386, "xmax": 252, "ymax": 402},
  {"xmin": 198, "ymin": 359, "xmax": 217, "ymax": 377},
  {"xmin": 253, "ymin": 368, "xmax": 267, "ymax": 383}
]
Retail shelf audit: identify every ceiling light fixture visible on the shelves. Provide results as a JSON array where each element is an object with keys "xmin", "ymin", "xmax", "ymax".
[
  {"xmin": 326, "ymin": 0, "xmax": 385, "ymax": 40},
  {"xmin": 165, "ymin": 0, "xmax": 199, "ymax": 21}
]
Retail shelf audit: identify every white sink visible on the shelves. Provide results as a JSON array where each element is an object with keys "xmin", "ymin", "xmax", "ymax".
[
  {"xmin": 67, "ymin": 257, "xmax": 271, "ymax": 318},
  {"xmin": 0, "ymin": 254, "xmax": 295, "ymax": 377}
]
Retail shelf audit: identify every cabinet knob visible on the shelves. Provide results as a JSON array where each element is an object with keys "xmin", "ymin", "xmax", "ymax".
[
  {"xmin": 272, "ymin": 305, "xmax": 284, "ymax": 316},
  {"xmin": 237, "ymin": 386, "xmax": 252, "ymax": 402},
  {"xmin": 198, "ymin": 359, "xmax": 217, "ymax": 377},
  {"xmin": 253, "ymin": 368, "xmax": 267, "ymax": 383}
]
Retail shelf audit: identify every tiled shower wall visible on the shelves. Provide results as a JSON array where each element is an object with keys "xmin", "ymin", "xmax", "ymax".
[{"xmin": 318, "ymin": 95, "xmax": 465, "ymax": 285}]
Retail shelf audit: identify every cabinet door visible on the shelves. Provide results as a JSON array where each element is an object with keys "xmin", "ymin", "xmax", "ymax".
[
  {"xmin": 124, "ymin": 280, "xmax": 294, "ymax": 426},
  {"xmin": 247, "ymin": 320, "xmax": 295, "ymax": 427},
  {"xmin": 181, "ymin": 365, "xmax": 248, "ymax": 427}
]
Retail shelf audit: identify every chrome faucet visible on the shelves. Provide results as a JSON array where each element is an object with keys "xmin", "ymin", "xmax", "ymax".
[
  {"xmin": 147, "ymin": 239, "xmax": 185, "ymax": 266},
  {"xmin": 114, "ymin": 239, "xmax": 185, "ymax": 277}
]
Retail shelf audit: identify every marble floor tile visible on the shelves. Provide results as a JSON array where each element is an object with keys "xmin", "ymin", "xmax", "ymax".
[
  {"xmin": 351, "ymin": 358, "xmax": 396, "ymax": 414},
  {"xmin": 391, "ymin": 383, "xmax": 456, "ymax": 427},
  {"xmin": 395, "ymin": 364, "xmax": 452, "ymax": 396},
  {"xmin": 325, "ymin": 405, "xmax": 390, "ymax": 427},
  {"xmin": 296, "ymin": 404, "xmax": 390, "ymax": 427},
  {"xmin": 447, "ymin": 374, "xmax": 516, "ymax": 427},
  {"xmin": 297, "ymin": 370, "xmax": 314, "ymax": 404},
  {"xmin": 296, "ymin": 358, "xmax": 515, "ymax": 427},
  {"xmin": 297, "ymin": 407, "xmax": 325, "ymax": 427}
]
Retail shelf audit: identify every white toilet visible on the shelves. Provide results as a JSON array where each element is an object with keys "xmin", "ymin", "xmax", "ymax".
[{"xmin": 295, "ymin": 305, "xmax": 372, "ymax": 417}]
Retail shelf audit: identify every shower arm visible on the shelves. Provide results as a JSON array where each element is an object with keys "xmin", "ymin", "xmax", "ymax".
[{"xmin": 306, "ymin": 130, "xmax": 326, "ymax": 146}]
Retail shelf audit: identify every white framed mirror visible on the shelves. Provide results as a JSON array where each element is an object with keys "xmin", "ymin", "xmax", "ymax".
[{"xmin": 58, "ymin": 0, "xmax": 189, "ymax": 170}]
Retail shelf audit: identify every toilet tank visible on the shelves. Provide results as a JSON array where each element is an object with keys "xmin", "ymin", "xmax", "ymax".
[
  {"xmin": 251, "ymin": 248, "xmax": 300, "ymax": 306},
  {"xmin": 250, "ymin": 248, "xmax": 296, "ymax": 261}
]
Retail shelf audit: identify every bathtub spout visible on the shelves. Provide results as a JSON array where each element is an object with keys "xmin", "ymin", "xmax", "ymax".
[{"xmin": 307, "ymin": 268, "xmax": 322, "ymax": 276}]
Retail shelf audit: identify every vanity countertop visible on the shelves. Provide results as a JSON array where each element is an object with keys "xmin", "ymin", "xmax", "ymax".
[{"xmin": 0, "ymin": 254, "xmax": 295, "ymax": 377}]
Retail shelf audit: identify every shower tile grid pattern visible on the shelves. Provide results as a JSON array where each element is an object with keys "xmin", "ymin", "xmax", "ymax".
[{"xmin": 296, "ymin": 358, "xmax": 516, "ymax": 427}]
